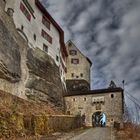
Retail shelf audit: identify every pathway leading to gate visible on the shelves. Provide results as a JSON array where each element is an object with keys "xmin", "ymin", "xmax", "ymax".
[{"xmin": 69, "ymin": 127, "xmax": 112, "ymax": 140}]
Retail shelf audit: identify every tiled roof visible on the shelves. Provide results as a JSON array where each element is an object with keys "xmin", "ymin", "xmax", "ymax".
[{"xmin": 64, "ymin": 87, "xmax": 123, "ymax": 97}]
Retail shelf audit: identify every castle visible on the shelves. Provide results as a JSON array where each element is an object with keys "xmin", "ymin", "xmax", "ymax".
[{"xmin": 2, "ymin": 0, "xmax": 124, "ymax": 127}]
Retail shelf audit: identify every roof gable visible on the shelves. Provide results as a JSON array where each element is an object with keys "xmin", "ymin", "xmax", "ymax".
[{"xmin": 66, "ymin": 40, "xmax": 92, "ymax": 66}]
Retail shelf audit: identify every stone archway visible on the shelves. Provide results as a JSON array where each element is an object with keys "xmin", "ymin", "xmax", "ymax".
[{"xmin": 92, "ymin": 111, "xmax": 106, "ymax": 127}]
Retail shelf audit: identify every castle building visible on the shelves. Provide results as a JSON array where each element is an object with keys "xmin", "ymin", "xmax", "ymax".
[
  {"xmin": 4, "ymin": 0, "xmax": 68, "ymax": 88},
  {"xmin": 3, "ymin": 0, "xmax": 124, "ymax": 127},
  {"xmin": 64, "ymin": 87, "xmax": 124, "ymax": 126},
  {"xmin": 65, "ymin": 40, "xmax": 92, "ymax": 91}
]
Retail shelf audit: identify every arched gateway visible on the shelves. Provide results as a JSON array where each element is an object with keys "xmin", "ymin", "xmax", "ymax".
[{"xmin": 92, "ymin": 112, "xmax": 106, "ymax": 127}]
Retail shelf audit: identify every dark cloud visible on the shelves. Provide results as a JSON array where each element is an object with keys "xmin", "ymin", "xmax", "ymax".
[{"xmin": 42, "ymin": 0, "xmax": 140, "ymax": 118}]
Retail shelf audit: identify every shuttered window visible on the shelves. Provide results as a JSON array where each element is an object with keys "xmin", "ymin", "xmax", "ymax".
[
  {"xmin": 71, "ymin": 59, "xmax": 79, "ymax": 64},
  {"xmin": 41, "ymin": 29, "xmax": 52, "ymax": 44},
  {"xmin": 20, "ymin": 2, "xmax": 31, "ymax": 21},
  {"xmin": 42, "ymin": 16, "xmax": 50, "ymax": 30}
]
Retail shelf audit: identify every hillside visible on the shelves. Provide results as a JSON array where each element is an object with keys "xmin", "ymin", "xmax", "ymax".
[{"xmin": 0, "ymin": 90, "xmax": 63, "ymax": 116}]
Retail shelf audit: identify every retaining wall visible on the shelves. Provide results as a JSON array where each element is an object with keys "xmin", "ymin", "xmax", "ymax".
[{"xmin": 0, "ymin": 113, "xmax": 82, "ymax": 138}]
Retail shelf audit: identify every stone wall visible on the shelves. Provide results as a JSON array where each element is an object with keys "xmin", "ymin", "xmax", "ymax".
[
  {"xmin": 66, "ymin": 80, "xmax": 90, "ymax": 92},
  {"xmin": 0, "ymin": 0, "xmax": 65, "ymax": 108},
  {"xmin": 0, "ymin": 113, "xmax": 82, "ymax": 138},
  {"xmin": 34, "ymin": 115, "xmax": 81, "ymax": 135},
  {"xmin": 64, "ymin": 90, "xmax": 124, "ymax": 126},
  {"xmin": 26, "ymin": 47, "xmax": 65, "ymax": 106}
]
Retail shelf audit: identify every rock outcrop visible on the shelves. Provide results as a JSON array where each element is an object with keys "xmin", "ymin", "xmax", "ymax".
[
  {"xmin": 26, "ymin": 47, "xmax": 64, "ymax": 107},
  {"xmin": 0, "ymin": 19, "xmax": 21, "ymax": 83},
  {"xmin": 0, "ymin": 0, "xmax": 65, "ymax": 109}
]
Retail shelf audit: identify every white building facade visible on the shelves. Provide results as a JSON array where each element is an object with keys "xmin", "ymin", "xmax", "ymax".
[
  {"xmin": 65, "ymin": 40, "xmax": 92, "ymax": 91},
  {"xmin": 5, "ymin": 0, "xmax": 68, "ymax": 88}
]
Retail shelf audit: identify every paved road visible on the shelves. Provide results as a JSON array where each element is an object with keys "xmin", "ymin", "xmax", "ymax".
[{"xmin": 69, "ymin": 127, "xmax": 111, "ymax": 140}]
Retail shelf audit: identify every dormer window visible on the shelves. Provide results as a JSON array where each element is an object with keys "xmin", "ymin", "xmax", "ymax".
[{"xmin": 42, "ymin": 15, "xmax": 50, "ymax": 30}]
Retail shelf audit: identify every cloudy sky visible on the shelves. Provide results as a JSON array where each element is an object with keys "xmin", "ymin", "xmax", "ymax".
[{"xmin": 41, "ymin": 0, "xmax": 140, "ymax": 107}]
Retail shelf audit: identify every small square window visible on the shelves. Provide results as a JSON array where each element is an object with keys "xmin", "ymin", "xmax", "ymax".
[
  {"xmin": 67, "ymin": 111, "xmax": 70, "ymax": 115},
  {"xmin": 71, "ymin": 73, "xmax": 74, "ymax": 77},
  {"xmin": 43, "ymin": 44, "xmax": 48, "ymax": 53},
  {"xmin": 71, "ymin": 59, "xmax": 79, "ymax": 64},
  {"xmin": 69, "ymin": 50, "xmax": 77, "ymax": 56},
  {"xmin": 80, "ymin": 73, "xmax": 83, "ymax": 77},
  {"xmin": 96, "ymin": 104, "xmax": 101, "ymax": 110}
]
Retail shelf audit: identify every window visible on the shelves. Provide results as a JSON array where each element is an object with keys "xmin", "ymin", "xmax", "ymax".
[
  {"xmin": 73, "ymin": 98, "xmax": 75, "ymax": 102},
  {"xmin": 43, "ymin": 44, "xmax": 48, "ymax": 53},
  {"xmin": 71, "ymin": 73, "xmax": 74, "ymax": 77},
  {"xmin": 68, "ymin": 42, "xmax": 72, "ymax": 46},
  {"xmin": 71, "ymin": 58, "xmax": 79, "ymax": 64},
  {"xmin": 84, "ymin": 98, "xmax": 86, "ymax": 101},
  {"xmin": 33, "ymin": 34, "xmax": 36, "ymax": 41},
  {"xmin": 76, "ymin": 76, "xmax": 79, "ymax": 78},
  {"xmin": 41, "ymin": 29, "xmax": 52, "ymax": 44},
  {"xmin": 65, "ymin": 68, "xmax": 67, "ymax": 73},
  {"xmin": 22, "ymin": 0, "xmax": 34, "ymax": 16},
  {"xmin": 100, "ymin": 101, "xmax": 104, "ymax": 104},
  {"xmin": 21, "ymin": 25, "xmax": 24, "ymax": 31},
  {"xmin": 96, "ymin": 103, "xmax": 101, "ymax": 110},
  {"xmin": 20, "ymin": 2, "xmax": 31, "ymax": 21},
  {"xmin": 56, "ymin": 55, "xmax": 59, "ymax": 62},
  {"xmin": 69, "ymin": 50, "xmax": 77, "ymax": 56},
  {"xmin": 111, "ymin": 94, "xmax": 114, "ymax": 98},
  {"xmin": 67, "ymin": 111, "xmax": 70, "ymax": 115},
  {"xmin": 80, "ymin": 73, "xmax": 83, "ymax": 77},
  {"xmin": 42, "ymin": 16, "xmax": 50, "ymax": 30}
]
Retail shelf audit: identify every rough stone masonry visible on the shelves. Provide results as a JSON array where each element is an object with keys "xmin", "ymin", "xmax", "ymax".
[{"xmin": 0, "ymin": 0, "xmax": 65, "ymax": 109}]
